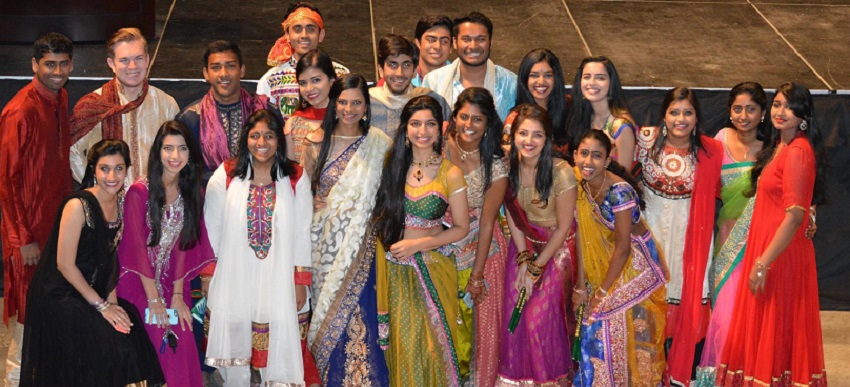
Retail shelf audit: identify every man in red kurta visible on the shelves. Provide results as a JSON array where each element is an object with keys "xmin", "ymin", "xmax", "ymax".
[{"xmin": 0, "ymin": 32, "xmax": 74, "ymax": 387}]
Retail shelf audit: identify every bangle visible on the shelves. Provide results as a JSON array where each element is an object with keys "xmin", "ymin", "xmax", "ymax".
[
  {"xmin": 515, "ymin": 250, "xmax": 532, "ymax": 266},
  {"xmin": 147, "ymin": 298, "xmax": 164, "ymax": 304},
  {"xmin": 573, "ymin": 287, "xmax": 586, "ymax": 294},
  {"xmin": 594, "ymin": 287, "xmax": 608, "ymax": 301},
  {"xmin": 200, "ymin": 276, "xmax": 212, "ymax": 282},
  {"xmin": 91, "ymin": 299, "xmax": 111, "ymax": 312},
  {"xmin": 468, "ymin": 277, "xmax": 485, "ymax": 288},
  {"xmin": 754, "ymin": 259, "xmax": 770, "ymax": 277}
]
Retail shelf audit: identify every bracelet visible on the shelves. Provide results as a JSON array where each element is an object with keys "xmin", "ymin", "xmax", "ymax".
[
  {"xmin": 754, "ymin": 260, "xmax": 770, "ymax": 277},
  {"xmin": 172, "ymin": 293, "xmax": 183, "ymax": 296},
  {"xmin": 594, "ymin": 287, "xmax": 608, "ymax": 301},
  {"xmin": 200, "ymin": 276, "xmax": 212, "ymax": 282},
  {"xmin": 147, "ymin": 298, "xmax": 164, "ymax": 304},
  {"xmin": 526, "ymin": 259, "xmax": 545, "ymax": 284},
  {"xmin": 468, "ymin": 277, "xmax": 486, "ymax": 288},
  {"xmin": 515, "ymin": 250, "xmax": 532, "ymax": 266},
  {"xmin": 91, "ymin": 299, "xmax": 111, "ymax": 312},
  {"xmin": 572, "ymin": 287, "xmax": 586, "ymax": 294}
]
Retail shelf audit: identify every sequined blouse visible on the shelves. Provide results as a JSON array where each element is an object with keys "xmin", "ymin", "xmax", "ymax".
[
  {"xmin": 247, "ymin": 183, "xmax": 275, "ymax": 259},
  {"xmin": 444, "ymin": 147, "xmax": 508, "ymax": 210},
  {"xmin": 599, "ymin": 182, "xmax": 642, "ymax": 226},
  {"xmin": 517, "ymin": 160, "xmax": 577, "ymax": 223},
  {"xmin": 405, "ymin": 159, "xmax": 467, "ymax": 229}
]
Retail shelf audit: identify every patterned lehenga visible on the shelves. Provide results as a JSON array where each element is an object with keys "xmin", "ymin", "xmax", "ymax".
[{"xmin": 376, "ymin": 160, "xmax": 466, "ymax": 386}]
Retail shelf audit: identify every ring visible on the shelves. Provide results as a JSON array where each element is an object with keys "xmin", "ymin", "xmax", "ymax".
[{"xmin": 757, "ymin": 272, "xmax": 763, "ymax": 277}]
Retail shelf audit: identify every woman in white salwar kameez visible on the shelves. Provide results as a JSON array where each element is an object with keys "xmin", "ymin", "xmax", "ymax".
[{"xmin": 203, "ymin": 109, "xmax": 313, "ymax": 387}]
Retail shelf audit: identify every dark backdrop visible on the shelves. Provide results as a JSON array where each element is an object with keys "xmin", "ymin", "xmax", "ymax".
[{"xmin": 1, "ymin": 78, "xmax": 848, "ymax": 310}]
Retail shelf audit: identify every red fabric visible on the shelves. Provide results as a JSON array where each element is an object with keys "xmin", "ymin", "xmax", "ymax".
[
  {"xmin": 0, "ymin": 78, "xmax": 73, "ymax": 324},
  {"xmin": 664, "ymin": 135, "xmax": 722, "ymax": 386},
  {"xmin": 293, "ymin": 271, "xmax": 312, "ymax": 286},
  {"xmin": 301, "ymin": 337, "xmax": 321, "ymax": 385},
  {"xmin": 70, "ymin": 79, "xmax": 149, "ymax": 143},
  {"xmin": 718, "ymin": 134, "xmax": 826, "ymax": 386},
  {"xmin": 291, "ymin": 106, "xmax": 326, "ymax": 121}
]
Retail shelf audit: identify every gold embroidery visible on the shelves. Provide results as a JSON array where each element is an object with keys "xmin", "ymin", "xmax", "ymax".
[
  {"xmin": 252, "ymin": 322, "xmax": 270, "ymax": 351},
  {"xmin": 343, "ymin": 306, "xmax": 372, "ymax": 387}
]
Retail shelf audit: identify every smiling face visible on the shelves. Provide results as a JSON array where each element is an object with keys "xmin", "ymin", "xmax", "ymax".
[
  {"xmin": 580, "ymin": 61, "xmax": 610, "ymax": 104},
  {"xmin": 771, "ymin": 92, "xmax": 804, "ymax": 134},
  {"xmin": 454, "ymin": 22, "xmax": 490, "ymax": 67},
  {"xmin": 298, "ymin": 67, "xmax": 333, "ymax": 108},
  {"xmin": 528, "ymin": 61, "xmax": 555, "ymax": 107},
  {"xmin": 730, "ymin": 92, "xmax": 764, "ymax": 134},
  {"xmin": 160, "ymin": 134, "xmax": 189, "ymax": 177},
  {"xmin": 285, "ymin": 18, "xmax": 325, "ymax": 59},
  {"xmin": 107, "ymin": 40, "xmax": 149, "ymax": 90},
  {"xmin": 247, "ymin": 121, "xmax": 279, "ymax": 166},
  {"xmin": 453, "ymin": 102, "xmax": 487, "ymax": 147},
  {"xmin": 382, "ymin": 54, "xmax": 415, "ymax": 95},
  {"xmin": 203, "ymin": 50, "xmax": 245, "ymax": 105},
  {"xmin": 416, "ymin": 26, "xmax": 452, "ymax": 68},
  {"xmin": 664, "ymin": 100, "xmax": 698, "ymax": 143},
  {"xmin": 514, "ymin": 118, "xmax": 547, "ymax": 162},
  {"xmin": 32, "ymin": 52, "xmax": 73, "ymax": 93},
  {"xmin": 407, "ymin": 109, "xmax": 441, "ymax": 150},
  {"xmin": 574, "ymin": 136, "xmax": 611, "ymax": 182},
  {"xmin": 94, "ymin": 154, "xmax": 127, "ymax": 195},
  {"xmin": 335, "ymin": 88, "xmax": 367, "ymax": 127}
]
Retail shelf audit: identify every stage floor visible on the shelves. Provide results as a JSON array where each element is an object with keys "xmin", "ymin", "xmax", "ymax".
[{"xmin": 0, "ymin": 0, "xmax": 847, "ymax": 90}]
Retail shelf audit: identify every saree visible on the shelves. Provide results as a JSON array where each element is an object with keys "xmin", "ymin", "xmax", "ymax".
[
  {"xmin": 694, "ymin": 160, "xmax": 755, "ymax": 386},
  {"xmin": 573, "ymin": 175, "xmax": 668, "ymax": 387},
  {"xmin": 497, "ymin": 161, "xmax": 576, "ymax": 387},
  {"xmin": 307, "ymin": 128, "xmax": 392, "ymax": 385}
]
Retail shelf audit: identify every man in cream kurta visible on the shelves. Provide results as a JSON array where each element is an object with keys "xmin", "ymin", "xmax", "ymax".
[{"xmin": 70, "ymin": 28, "xmax": 178, "ymax": 184}]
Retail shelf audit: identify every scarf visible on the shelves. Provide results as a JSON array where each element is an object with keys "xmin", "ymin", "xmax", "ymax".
[
  {"xmin": 200, "ymin": 88, "xmax": 269, "ymax": 169},
  {"xmin": 665, "ymin": 136, "xmax": 722, "ymax": 386},
  {"xmin": 70, "ymin": 79, "xmax": 149, "ymax": 143},
  {"xmin": 292, "ymin": 106, "xmax": 326, "ymax": 121}
]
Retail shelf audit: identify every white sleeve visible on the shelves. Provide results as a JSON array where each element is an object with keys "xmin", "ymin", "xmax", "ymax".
[
  {"xmin": 257, "ymin": 69, "xmax": 274, "ymax": 103},
  {"xmin": 291, "ymin": 171, "xmax": 313, "ymax": 268},
  {"xmin": 70, "ymin": 125, "xmax": 103, "ymax": 183},
  {"xmin": 204, "ymin": 165, "xmax": 227, "ymax": 257}
]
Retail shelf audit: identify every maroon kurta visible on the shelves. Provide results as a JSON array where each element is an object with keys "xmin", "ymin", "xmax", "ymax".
[{"xmin": 0, "ymin": 77, "xmax": 73, "ymax": 324}]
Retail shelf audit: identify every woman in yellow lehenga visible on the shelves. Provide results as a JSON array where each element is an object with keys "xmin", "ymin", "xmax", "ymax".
[
  {"xmin": 572, "ymin": 129, "xmax": 668, "ymax": 387},
  {"xmin": 372, "ymin": 95, "xmax": 470, "ymax": 386}
]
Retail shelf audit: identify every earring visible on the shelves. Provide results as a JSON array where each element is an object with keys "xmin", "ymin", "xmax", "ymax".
[
  {"xmin": 661, "ymin": 123, "xmax": 668, "ymax": 137},
  {"xmin": 405, "ymin": 138, "xmax": 410, "ymax": 148},
  {"xmin": 730, "ymin": 116, "xmax": 733, "ymax": 122},
  {"xmin": 94, "ymin": 177, "xmax": 98, "ymax": 185},
  {"xmin": 692, "ymin": 128, "xmax": 697, "ymax": 137},
  {"xmin": 800, "ymin": 120, "xmax": 808, "ymax": 131},
  {"xmin": 760, "ymin": 116, "xmax": 764, "ymax": 123}
]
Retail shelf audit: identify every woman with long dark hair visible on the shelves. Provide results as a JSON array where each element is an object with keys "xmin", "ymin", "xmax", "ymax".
[
  {"xmin": 203, "ymin": 109, "xmax": 313, "ymax": 386},
  {"xmin": 443, "ymin": 87, "xmax": 507, "ymax": 386},
  {"xmin": 694, "ymin": 82, "xmax": 767, "ymax": 384},
  {"xmin": 497, "ymin": 104, "xmax": 577, "ymax": 386},
  {"xmin": 716, "ymin": 82, "xmax": 827, "ymax": 387},
  {"xmin": 634, "ymin": 87, "xmax": 722, "ymax": 386},
  {"xmin": 21, "ymin": 139, "xmax": 165, "ymax": 386},
  {"xmin": 284, "ymin": 49, "xmax": 337, "ymax": 163},
  {"xmin": 566, "ymin": 56, "xmax": 637, "ymax": 168},
  {"xmin": 572, "ymin": 129, "xmax": 667, "ymax": 387},
  {"xmin": 372, "ymin": 95, "xmax": 470, "ymax": 386},
  {"xmin": 116, "ymin": 120, "xmax": 215, "ymax": 387},
  {"xmin": 304, "ymin": 74, "xmax": 393, "ymax": 386},
  {"xmin": 505, "ymin": 48, "xmax": 570, "ymax": 154}
]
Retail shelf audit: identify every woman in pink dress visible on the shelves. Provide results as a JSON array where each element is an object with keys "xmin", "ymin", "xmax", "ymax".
[{"xmin": 117, "ymin": 120, "xmax": 215, "ymax": 387}]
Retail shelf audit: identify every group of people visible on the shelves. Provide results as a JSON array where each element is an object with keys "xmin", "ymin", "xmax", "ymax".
[{"xmin": 0, "ymin": 2, "xmax": 828, "ymax": 387}]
